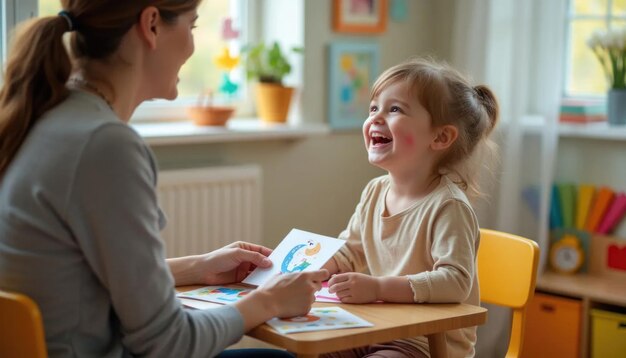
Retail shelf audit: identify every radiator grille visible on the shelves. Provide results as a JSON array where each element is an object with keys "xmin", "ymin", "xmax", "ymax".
[{"xmin": 157, "ymin": 165, "xmax": 262, "ymax": 257}]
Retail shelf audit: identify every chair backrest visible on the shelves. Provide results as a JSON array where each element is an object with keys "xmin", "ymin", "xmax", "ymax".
[
  {"xmin": 0, "ymin": 290, "xmax": 47, "ymax": 358},
  {"xmin": 477, "ymin": 229, "xmax": 540, "ymax": 358}
]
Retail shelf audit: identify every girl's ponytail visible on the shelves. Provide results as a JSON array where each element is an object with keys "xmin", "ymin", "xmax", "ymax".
[
  {"xmin": 473, "ymin": 85, "xmax": 499, "ymax": 136},
  {"xmin": 0, "ymin": 16, "xmax": 72, "ymax": 176}
]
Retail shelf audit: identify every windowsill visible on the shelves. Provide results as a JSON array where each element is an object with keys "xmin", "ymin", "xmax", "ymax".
[
  {"xmin": 557, "ymin": 121, "xmax": 626, "ymax": 140},
  {"xmin": 132, "ymin": 119, "xmax": 330, "ymax": 146},
  {"xmin": 521, "ymin": 117, "xmax": 626, "ymax": 141}
]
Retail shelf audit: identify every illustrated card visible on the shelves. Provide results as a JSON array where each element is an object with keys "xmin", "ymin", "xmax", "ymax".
[
  {"xmin": 315, "ymin": 281, "xmax": 341, "ymax": 303},
  {"xmin": 243, "ymin": 228, "xmax": 345, "ymax": 286},
  {"xmin": 177, "ymin": 285, "xmax": 254, "ymax": 305},
  {"xmin": 265, "ymin": 306, "xmax": 373, "ymax": 334}
]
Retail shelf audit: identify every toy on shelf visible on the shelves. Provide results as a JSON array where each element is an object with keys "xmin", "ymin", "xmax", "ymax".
[
  {"xmin": 544, "ymin": 181, "xmax": 626, "ymax": 274},
  {"xmin": 550, "ymin": 233, "xmax": 585, "ymax": 274}
]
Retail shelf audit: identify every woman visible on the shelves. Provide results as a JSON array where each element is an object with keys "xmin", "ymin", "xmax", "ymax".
[{"xmin": 0, "ymin": 1, "xmax": 326, "ymax": 357}]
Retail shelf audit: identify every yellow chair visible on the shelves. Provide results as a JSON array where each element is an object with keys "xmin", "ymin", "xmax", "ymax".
[
  {"xmin": 477, "ymin": 229, "xmax": 540, "ymax": 358},
  {"xmin": 0, "ymin": 290, "xmax": 47, "ymax": 358}
]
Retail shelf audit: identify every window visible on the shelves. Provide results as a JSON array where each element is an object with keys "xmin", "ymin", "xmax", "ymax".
[
  {"xmin": 35, "ymin": 0, "xmax": 251, "ymax": 120},
  {"xmin": 564, "ymin": 0, "xmax": 626, "ymax": 97}
]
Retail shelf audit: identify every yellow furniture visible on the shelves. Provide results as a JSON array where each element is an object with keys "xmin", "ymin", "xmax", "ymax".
[
  {"xmin": 591, "ymin": 309, "xmax": 626, "ymax": 358},
  {"xmin": 0, "ymin": 290, "xmax": 47, "ymax": 358},
  {"xmin": 477, "ymin": 229, "xmax": 540, "ymax": 358},
  {"xmin": 522, "ymin": 292, "xmax": 581, "ymax": 358},
  {"xmin": 535, "ymin": 235, "xmax": 626, "ymax": 357}
]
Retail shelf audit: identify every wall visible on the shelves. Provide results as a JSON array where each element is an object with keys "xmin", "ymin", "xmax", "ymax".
[{"xmin": 151, "ymin": 0, "xmax": 446, "ymax": 247}]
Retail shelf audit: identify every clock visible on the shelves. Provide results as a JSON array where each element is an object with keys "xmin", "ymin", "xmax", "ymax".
[{"xmin": 550, "ymin": 234, "xmax": 584, "ymax": 274}]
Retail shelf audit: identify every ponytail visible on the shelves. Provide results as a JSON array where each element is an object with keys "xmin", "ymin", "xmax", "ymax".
[
  {"xmin": 473, "ymin": 85, "xmax": 499, "ymax": 136},
  {"xmin": 0, "ymin": 16, "xmax": 72, "ymax": 177}
]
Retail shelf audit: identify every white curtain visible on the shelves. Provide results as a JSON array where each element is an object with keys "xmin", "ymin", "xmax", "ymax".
[{"xmin": 450, "ymin": 0, "xmax": 567, "ymax": 356}]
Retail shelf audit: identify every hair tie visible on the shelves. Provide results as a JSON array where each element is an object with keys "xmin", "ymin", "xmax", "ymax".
[{"xmin": 58, "ymin": 10, "xmax": 76, "ymax": 32}]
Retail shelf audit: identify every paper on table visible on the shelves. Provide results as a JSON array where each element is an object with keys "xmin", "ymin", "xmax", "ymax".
[
  {"xmin": 315, "ymin": 281, "xmax": 341, "ymax": 303},
  {"xmin": 243, "ymin": 228, "xmax": 345, "ymax": 286},
  {"xmin": 179, "ymin": 297, "xmax": 223, "ymax": 310},
  {"xmin": 177, "ymin": 285, "xmax": 254, "ymax": 305},
  {"xmin": 266, "ymin": 306, "xmax": 373, "ymax": 334}
]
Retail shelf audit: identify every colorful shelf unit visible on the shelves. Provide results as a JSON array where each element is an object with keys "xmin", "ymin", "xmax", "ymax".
[
  {"xmin": 522, "ymin": 292, "xmax": 582, "ymax": 358},
  {"xmin": 590, "ymin": 309, "xmax": 626, "ymax": 358},
  {"xmin": 531, "ymin": 235, "xmax": 626, "ymax": 358}
]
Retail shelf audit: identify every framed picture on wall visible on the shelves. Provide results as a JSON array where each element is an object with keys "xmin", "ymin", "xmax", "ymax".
[
  {"xmin": 328, "ymin": 41, "xmax": 379, "ymax": 130},
  {"xmin": 333, "ymin": 0, "xmax": 388, "ymax": 34}
]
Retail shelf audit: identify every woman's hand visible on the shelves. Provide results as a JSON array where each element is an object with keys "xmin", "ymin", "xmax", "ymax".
[
  {"xmin": 167, "ymin": 241, "xmax": 273, "ymax": 286},
  {"xmin": 198, "ymin": 241, "xmax": 274, "ymax": 285},
  {"xmin": 234, "ymin": 270, "xmax": 328, "ymax": 331},
  {"xmin": 328, "ymin": 272, "xmax": 380, "ymax": 303}
]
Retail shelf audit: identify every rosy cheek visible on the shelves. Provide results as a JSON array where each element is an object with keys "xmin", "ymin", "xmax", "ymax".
[{"xmin": 404, "ymin": 135, "xmax": 415, "ymax": 147}]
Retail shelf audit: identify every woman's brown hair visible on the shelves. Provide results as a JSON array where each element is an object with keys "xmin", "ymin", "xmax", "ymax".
[
  {"xmin": 371, "ymin": 57, "xmax": 499, "ymax": 198},
  {"xmin": 0, "ymin": 0, "xmax": 201, "ymax": 177}
]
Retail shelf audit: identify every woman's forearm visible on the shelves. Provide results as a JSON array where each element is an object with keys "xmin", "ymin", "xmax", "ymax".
[
  {"xmin": 167, "ymin": 255, "xmax": 203, "ymax": 286},
  {"xmin": 233, "ymin": 290, "xmax": 279, "ymax": 331}
]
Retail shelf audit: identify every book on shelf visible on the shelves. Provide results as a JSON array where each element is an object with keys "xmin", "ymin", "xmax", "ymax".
[{"xmin": 559, "ymin": 99, "xmax": 607, "ymax": 123}]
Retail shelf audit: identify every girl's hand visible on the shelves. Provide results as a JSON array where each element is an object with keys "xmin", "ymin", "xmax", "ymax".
[{"xmin": 328, "ymin": 272, "xmax": 380, "ymax": 303}]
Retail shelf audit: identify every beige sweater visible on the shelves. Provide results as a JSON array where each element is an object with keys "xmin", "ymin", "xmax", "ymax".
[{"xmin": 333, "ymin": 175, "xmax": 480, "ymax": 358}]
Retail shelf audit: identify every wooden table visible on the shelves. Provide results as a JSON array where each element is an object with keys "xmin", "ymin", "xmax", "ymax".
[
  {"xmin": 248, "ymin": 301, "xmax": 486, "ymax": 358},
  {"xmin": 177, "ymin": 286, "xmax": 487, "ymax": 358}
]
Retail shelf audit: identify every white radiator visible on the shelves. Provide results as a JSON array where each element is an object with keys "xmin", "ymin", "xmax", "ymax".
[{"xmin": 157, "ymin": 165, "xmax": 262, "ymax": 258}]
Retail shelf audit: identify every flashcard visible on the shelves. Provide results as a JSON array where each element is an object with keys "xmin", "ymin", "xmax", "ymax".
[
  {"xmin": 243, "ymin": 229, "xmax": 346, "ymax": 286},
  {"xmin": 177, "ymin": 285, "xmax": 253, "ymax": 305},
  {"xmin": 178, "ymin": 297, "xmax": 223, "ymax": 310},
  {"xmin": 266, "ymin": 306, "xmax": 373, "ymax": 334},
  {"xmin": 315, "ymin": 281, "xmax": 341, "ymax": 303}
]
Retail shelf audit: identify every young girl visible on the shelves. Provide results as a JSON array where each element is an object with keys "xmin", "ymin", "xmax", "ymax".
[{"xmin": 323, "ymin": 58, "xmax": 499, "ymax": 358}]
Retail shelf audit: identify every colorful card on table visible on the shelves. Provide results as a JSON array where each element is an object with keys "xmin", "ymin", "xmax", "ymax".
[
  {"xmin": 177, "ymin": 285, "xmax": 254, "ymax": 305},
  {"xmin": 315, "ymin": 281, "xmax": 341, "ymax": 303},
  {"xmin": 585, "ymin": 187, "xmax": 615, "ymax": 233},
  {"xmin": 265, "ymin": 306, "xmax": 373, "ymax": 334},
  {"xmin": 178, "ymin": 297, "xmax": 223, "ymax": 310},
  {"xmin": 576, "ymin": 184, "xmax": 596, "ymax": 230},
  {"xmin": 243, "ymin": 229, "xmax": 345, "ymax": 286}
]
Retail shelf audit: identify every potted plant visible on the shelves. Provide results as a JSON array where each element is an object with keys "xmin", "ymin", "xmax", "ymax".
[
  {"xmin": 242, "ymin": 41, "xmax": 302, "ymax": 123},
  {"xmin": 587, "ymin": 27, "xmax": 626, "ymax": 125}
]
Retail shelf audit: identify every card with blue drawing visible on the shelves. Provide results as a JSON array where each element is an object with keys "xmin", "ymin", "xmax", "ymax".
[
  {"xmin": 266, "ymin": 306, "xmax": 373, "ymax": 334},
  {"xmin": 242, "ymin": 228, "xmax": 346, "ymax": 286},
  {"xmin": 178, "ymin": 285, "xmax": 253, "ymax": 305}
]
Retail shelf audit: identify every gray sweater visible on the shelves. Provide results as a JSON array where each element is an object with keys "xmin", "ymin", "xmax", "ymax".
[{"xmin": 0, "ymin": 90, "xmax": 244, "ymax": 357}]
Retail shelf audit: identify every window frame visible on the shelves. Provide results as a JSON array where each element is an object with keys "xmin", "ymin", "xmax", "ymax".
[
  {"xmin": 133, "ymin": 0, "xmax": 260, "ymax": 122},
  {"xmin": 1, "ymin": 0, "xmax": 258, "ymax": 122},
  {"xmin": 1, "ymin": 0, "xmax": 37, "ymax": 63},
  {"xmin": 563, "ymin": 0, "xmax": 626, "ymax": 99}
]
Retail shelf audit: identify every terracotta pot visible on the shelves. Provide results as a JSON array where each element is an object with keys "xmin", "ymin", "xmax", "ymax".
[
  {"xmin": 187, "ymin": 106, "xmax": 235, "ymax": 126},
  {"xmin": 255, "ymin": 83, "xmax": 294, "ymax": 123}
]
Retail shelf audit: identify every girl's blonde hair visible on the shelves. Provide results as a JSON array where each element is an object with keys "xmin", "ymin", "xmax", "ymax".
[
  {"xmin": 0, "ymin": 0, "xmax": 202, "ymax": 177},
  {"xmin": 371, "ymin": 57, "xmax": 499, "ymax": 198}
]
